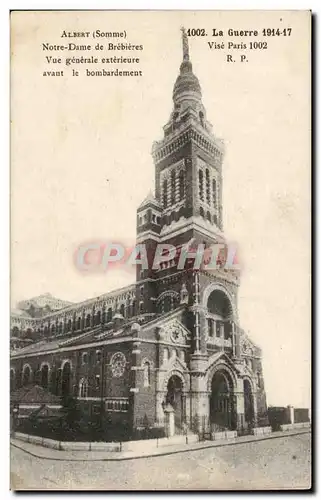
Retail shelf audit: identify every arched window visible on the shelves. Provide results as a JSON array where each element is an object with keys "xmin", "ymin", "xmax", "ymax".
[
  {"xmin": 96, "ymin": 350, "xmax": 102, "ymax": 364},
  {"xmin": 51, "ymin": 324, "xmax": 56, "ymax": 335},
  {"xmin": 58, "ymin": 322, "xmax": 63, "ymax": 335},
  {"xmin": 22, "ymin": 365, "xmax": 31, "ymax": 386},
  {"xmin": 107, "ymin": 308, "xmax": 112, "ymax": 322},
  {"xmin": 76, "ymin": 317, "xmax": 81, "ymax": 331},
  {"xmin": 95, "ymin": 310, "xmax": 101, "ymax": 326},
  {"xmin": 206, "ymin": 169, "xmax": 210, "ymax": 205},
  {"xmin": 67, "ymin": 319, "xmax": 72, "ymax": 332},
  {"xmin": 199, "ymin": 110, "xmax": 204, "ymax": 127},
  {"xmin": 131, "ymin": 300, "xmax": 136, "ymax": 317},
  {"xmin": 120, "ymin": 304, "xmax": 125, "ymax": 317},
  {"xmin": 171, "ymin": 170, "xmax": 176, "ymax": 205},
  {"xmin": 206, "ymin": 211, "xmax": 211, "ymax": 222},
  {"xmin": 163, "ymin": 296, "xmax": 171, "ymax": 313},
  {"xmin": 172, "ymin": 349, "xmax": 178, "ymax": 359},
  {"xmin": 82, "ymin": 352, "xmax": 88, "ymax": 365},
  {"xmin": 143, "ymin": 362, "xmax": 151, "ymax": 387},
  {"xmin": 179, "ymin": 171, "xmax": 185, "ymax": 201},
  {"xmin": 85, "ymin": 314, "xmax": 91, "ymax": 328},
  {"xmin": 44, "ymin": 326, "xmax": 49, "ymax": 336},
  {"xmin": 212, "ymin": 178, "xmax": 217, "ymax": 208},
  {"xmin": 79, "ymin": 378, "xmax": 89, "ymax": 398},
  {"xmin": 58, "ymin": 361, "xmax": 71, "ymax": 397},
  {"xmin": 200, "ymin": 206, "xmax": 204, "ymax": 218},
  {"xmin": 163, "ymin": 179, "xmax": 168, "ymax": 208},
  {"xmin": 198, "ymin": 169, "xmax": 204, "ymax": 201},
  {"xmin": 40, "ymin": 364, "xmax": 49, "ymax": 389}
]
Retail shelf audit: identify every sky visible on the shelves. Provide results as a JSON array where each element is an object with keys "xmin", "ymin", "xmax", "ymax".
[{"xmin": 11, "ymin": 10, "xmax": 311, "ymax": 408}]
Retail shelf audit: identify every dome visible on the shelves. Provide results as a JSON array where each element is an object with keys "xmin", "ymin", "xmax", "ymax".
[{"xmin": 173, "ymin": 60, "xmax": 202, "ymax": 102}]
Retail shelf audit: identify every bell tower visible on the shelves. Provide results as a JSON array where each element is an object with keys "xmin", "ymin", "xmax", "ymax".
[{"xmin": 152, "ymin": 28, "xmax": 225, "ymax": 250}]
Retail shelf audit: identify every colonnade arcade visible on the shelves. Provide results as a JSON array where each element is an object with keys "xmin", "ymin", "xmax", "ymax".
[{"xmin": 10, "ymin": 360, "xmax": 73, "ymax": 398}]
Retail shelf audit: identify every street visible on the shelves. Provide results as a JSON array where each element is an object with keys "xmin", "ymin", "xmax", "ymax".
[{"xmin": 10, "ymin": 432, "xmax": 311, "ymax": 491}]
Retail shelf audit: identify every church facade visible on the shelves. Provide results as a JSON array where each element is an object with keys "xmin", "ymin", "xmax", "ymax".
[{"xmin": 10, "ymin": 31, "xmax": 268, "ymax": 435}]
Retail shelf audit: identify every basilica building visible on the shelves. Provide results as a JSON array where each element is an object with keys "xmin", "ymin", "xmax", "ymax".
[{"xmin": 10, "ymin": 30, "xmax": 268, "ymax": 435}]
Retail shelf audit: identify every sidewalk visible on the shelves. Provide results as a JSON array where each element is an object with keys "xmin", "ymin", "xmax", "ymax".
[{"xmin": 10, "ymin": 428, "xmax": 311, "ymax": 462}]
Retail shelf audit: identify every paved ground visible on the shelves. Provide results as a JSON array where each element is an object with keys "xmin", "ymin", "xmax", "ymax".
[{"xmin": 10, "ymin": 432, "xmax": 311, "ymax": 491}]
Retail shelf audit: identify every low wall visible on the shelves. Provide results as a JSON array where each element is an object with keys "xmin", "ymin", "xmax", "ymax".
[
  {"xmin": 280, "ymin": 422, "xmax": 310, "ymax": 431},
  {"xmin": 122, "ymin": 433, "xmax": 198, "ymax": 452},
  {"xmin": 252, "ymin": 426, "xmax": 272, "ymax": 436},
  {"xmin": 12, "ymin": 431, "xmax": 199, "ymax": 453},
  {"xmin": 294, "ymin": 408, "xmax": 310, "ymax": 424},
  {"xmin": 268, "ymin": 406, "xmax": 310, "ymax": 430},
  {"xmin": 12, "ymin": 424, "xmax": 310, "ymax": 453},
  {"xmin": 212, "ymin": 430, "xmax": 237, "ymax": 440}
]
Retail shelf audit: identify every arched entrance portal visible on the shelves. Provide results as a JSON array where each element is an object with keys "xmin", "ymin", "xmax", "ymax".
[
  {"xmin": 210, "ymin": 370, "xmax": 236, "ymax": 431},
  {"xmin": 61, "ymin": 362, "xmax": 71, "ymax": 397},
  {"xmin": 165, "ymin": 375, "xmax": 184, "ymax": 432},
  {"xmin": 243, "ymin": 379, "xmax": 254, "ymax": 428}
]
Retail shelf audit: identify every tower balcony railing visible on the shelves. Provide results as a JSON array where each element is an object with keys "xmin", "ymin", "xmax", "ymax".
[{"xmin": 207, "ymin": 336, "xmax": 232, "ymax": 349}]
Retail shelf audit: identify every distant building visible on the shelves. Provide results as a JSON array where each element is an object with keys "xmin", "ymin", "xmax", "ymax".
[
  {"xmin": 10, "ymin": 30, "xmax": 268, "ymax": 435},
  {"xmin": 17, "ymin": 292, "xmax": 73, "ymax": 314}
]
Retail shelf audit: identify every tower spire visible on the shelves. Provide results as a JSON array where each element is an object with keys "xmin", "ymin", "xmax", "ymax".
[{"xmin": 181, "ymin": 26, "xmax": 190, "ymax": 61}]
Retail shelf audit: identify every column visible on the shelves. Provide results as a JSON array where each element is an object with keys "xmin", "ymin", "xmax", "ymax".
[
  {"xmin": 234, "ymin": 378, "xmax": 245, "ymax": 430},
  {"xmin": 185, "ymin": 393, "xmax": 191, "ymax": 427},
  {"xmin": 220, "ymin": 322, "xmax": 225, "ymax": 351},
  {"xmin": 231, "ymin": 321, "xmax": 236, "ymax": 357},
  {"xmin": 155, "ymin": 391, "xmax": 166, "ymax": 425},
  {"xmin": 129, "ymin": 334, "xmax": 141, "ymax": 429},
  {"xmin": 287, "ymin": 405, "xmax": 294, "ymax": 425},
  {"xmin": 234, "ymin": 323, "xmax": 241, "ymax": 358},
  {"xmin": 190, "ymin": 373, "xmax": 210, "ymax": 432},
  {"xmin": 167, "ymin": 410, "xmax": 175, "ymax": 437},
  {"xmin": 193, "ymin": 272, "xmax": 201, "ymax": 353}
]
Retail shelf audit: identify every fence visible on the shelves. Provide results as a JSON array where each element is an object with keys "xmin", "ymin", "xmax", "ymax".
[{"xmin": 268, "ymin": 406, "xmax": 310, "ymax": 431}]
